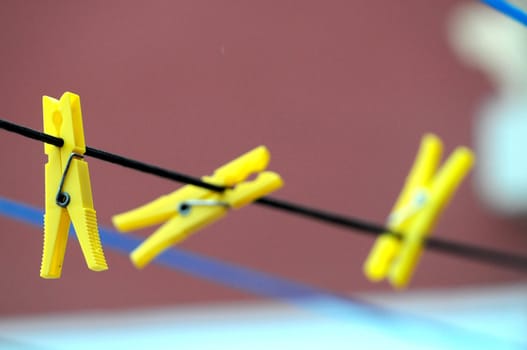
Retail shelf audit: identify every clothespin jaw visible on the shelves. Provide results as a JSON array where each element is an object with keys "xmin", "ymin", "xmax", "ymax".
[
  {"xmin": 41, "ymin": 92, "xmax": 107, "ymax": 278},
  {"xmin": 363, "ymin": 134, "xmax": 474, "ymax": 288},
  {"xmin": 112, "ymin": 146, "xmax": 283, "ymax": 269}
]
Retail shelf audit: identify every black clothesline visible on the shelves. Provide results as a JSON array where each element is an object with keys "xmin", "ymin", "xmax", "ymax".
[{"xmin": 2, "ymin": 118, "xmax": 527, "ymax": 273}]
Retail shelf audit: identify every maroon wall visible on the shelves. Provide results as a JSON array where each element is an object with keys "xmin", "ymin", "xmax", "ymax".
[{"xmin": 1, "ymin": 1, "xmax": 525, "ymax": 315}]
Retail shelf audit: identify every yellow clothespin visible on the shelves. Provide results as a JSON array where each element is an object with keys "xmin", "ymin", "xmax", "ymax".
[
  {"xmin": 112, "ymin": 146, "xmax": 283, "ymax": 269},
  {"xmin": 363, "ymin": 134, "xmax": 474, "ymax": 288},
  {"xmin": 41, "ymin": 92, "xmax": 107, "ymax": 279}
]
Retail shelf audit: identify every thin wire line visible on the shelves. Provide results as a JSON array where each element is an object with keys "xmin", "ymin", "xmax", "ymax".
[
  {"xmin": 1, "ymin": 118, "xmax": 64, "ymax": 147},
  {"xmin": 0, "ymin": 119, "xmax": 223, "ymax": 191},
  {"xmin": 2, "ymin": 118, "xmax": 527, "ymax": 273},
  {"xmin": 85, "ymin": 147, "xmax": 225, "ymax": 192}
]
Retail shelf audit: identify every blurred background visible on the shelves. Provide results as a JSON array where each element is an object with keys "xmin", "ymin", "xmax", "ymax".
[{"xmin": 0, "ymin": 0, "xmax": 526, "ymax": 348}]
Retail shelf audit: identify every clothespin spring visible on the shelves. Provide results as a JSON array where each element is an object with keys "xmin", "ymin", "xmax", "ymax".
[
  {"xmin": 177, "ymin": 199, "xmax": 230, "ymax": 216},
  {"xmin": 388, "ymin": 189, "xmax": 428, "ymax": 228},
  {"xmin": 56, "ymin": 152, "xmax": 84, "ymax": 208}
]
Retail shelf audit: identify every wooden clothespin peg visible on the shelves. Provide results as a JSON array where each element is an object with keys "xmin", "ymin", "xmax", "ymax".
[
  {"xmin": 364, "ymin": 134, "xmax": 474, "ymax": 288},
  {"xmin": 41, "ymin": 92, "xmax": 107, "ymax": 278},
  {"xmin": 112, "ymin": 146, "xmax": 283, "ymax": 269}
]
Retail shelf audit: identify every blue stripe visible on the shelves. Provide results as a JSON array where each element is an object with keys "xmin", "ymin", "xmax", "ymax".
[
  {"xmin": 0, "ymin": 196, "xmax": 523, "ymax": 349},
  {"xmin": 482, "ymin": 0, "xmax": 527, "ymax": 25},
  {"xmin": 0, "ymin": 197, "xmax": 356, "ymax": 301}
]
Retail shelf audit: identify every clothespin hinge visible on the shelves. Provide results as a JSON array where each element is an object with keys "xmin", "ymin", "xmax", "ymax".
[
  {"xmin": 56, "ymin": 152, "xmax": 84, "ymax": 208},
  {"xmin": 388, "ymin": 188, "xmax": 428, "ymax": 227},
  {"xmin": 177, "ymin": 199, "xmax": 230, "ymax": 216}
]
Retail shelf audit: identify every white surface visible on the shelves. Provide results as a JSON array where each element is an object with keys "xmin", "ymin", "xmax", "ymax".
[{"xmin": 0, "ymin": 284, "xmax": 525, "ymax": 350}]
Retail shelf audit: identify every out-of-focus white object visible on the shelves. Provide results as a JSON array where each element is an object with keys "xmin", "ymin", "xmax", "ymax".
[
  {"xmin": 477, "ymin": 98, "xmax": 527, "ymax": 214},
  {"xmin": 0, "ymin": 284, "xmax": 525, "ymax": 350},
  {"xmin": 448, "ymin": 3, "xmax": 527, "ymax": 215}
]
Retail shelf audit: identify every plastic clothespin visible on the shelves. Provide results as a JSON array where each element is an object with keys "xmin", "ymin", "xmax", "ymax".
[
  {"xmin": 363, "ymin": 134, "xmax": 474, "ymax": 288},
  {"xmin": 41, "ymin": 92, "xmax": 107, "ymax": 279},
  {"xmin": 112, "ymin": 146, "xmax": 283, "ymax": 269}
]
